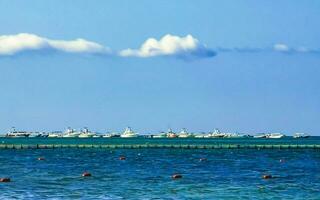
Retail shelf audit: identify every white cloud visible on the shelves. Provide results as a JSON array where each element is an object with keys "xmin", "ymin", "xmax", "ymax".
[
  {"xmin": 273, "ymin": 44, "xmax": 290, "ymax": 52},
  {"xmin": 0, "ymin": 33, "xmax": 109, "ymax": 56},
  {"xmin": 119, "ymin": 34, "xmax": 215, "ymax": 58}
]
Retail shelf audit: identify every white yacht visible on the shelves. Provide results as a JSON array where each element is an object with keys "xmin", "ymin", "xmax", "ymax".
[
  {"xmin": 103, "ymin": 132, "xmax": 120, "ymax": 138},
  {"xmin": 92, "ymin": 134, "xmax": 102, "ymax": 138},
  {"xmin": 120, "ymin": 127, "xmax": 138, "ymax": 138},
  {"xmin": 166, "ymin": 128, "xmax": 178, "ymax": 138},
  {"xmin": 224, "ymin": 132, "xmax": 243, "ymax": 138},
  {"xmin": 293, "ymin": 133, "xmax": 309, "ymax": 138},
  {"xmin": 6, "ymin": 127, "xmax": 30, "ymax": 138},
  {"xmin": 178, "ymin": 128, "xmax": 193, "ymax": 138},
  {"xmin": 210, "ymin": 128, "xmax": 225, "ymax": 138},
  {"xmin": 29, "ymin": 132, "xmax": 47, "ymax": 137},
  {"xmin": 103, "ymin": 134, "xmax": 112, "ymax": 138},
  {"xmin": 62, "ymin": 127, "xmax": 80, "ymax": 138},
  {"xmin": 48, "ymin": 131, "xmax": 62, "ymax": 138},
  {"xmin": 253, "ymin": 133, "xmax": 268, "ymax": 138},
  {"xmin": 203, "ymin": 132, "xmax": 213, "ymax": 138},
  {"xmin": 153, "ymin": 132, "xmax": 167, "ymax": 138},
  {"xmin": 195, "ymin": 132, "xmax": 206, "ymax": 138},
  {"xmin": 267, "ymin": 133, "xmax": 285, "ymax": 139},
  {"xmin": 78, "ymin": 127, "xmax": 96, "ymax": 138}
]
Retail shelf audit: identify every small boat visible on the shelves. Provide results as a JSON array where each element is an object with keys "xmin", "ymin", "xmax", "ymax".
[
  {"xmin": 92, "ymin": 135, "xmax": 102, "ymax": 138},
  {"xmin": 63, "ymin": 127, "xmax": 80, "ymax": 138},
  {"xmin": 166, "ymin": 128, "xmax": 178, "ymax": 138},
  {"xmin": 103, "ymin": 132, "xmax": 120, "ymax": 138},
  {"xmin": 178, "ymin": 128, "xmax": 193, "ymax": 138},
  {"xmin": 29, "ymin": 132, "xmax": 47, "ymax": 137},
  {"xmin": 293, "ymin": 133, "xmax": 309, "ymax": 138},
  {"xmin": 253, "ymin": 133, "xmax": 268, "ymax": 138},
  {"xmin": 266, "ymin": 133, "xmax": 285, "ymax": 139},
  {"xmin": 210, "ymin": 129, "xmax": 225, "ymax": 138},
  {"xmin": 102, "ymin": 134, "xmax": 112, "ymax": 138},
  {"xmin": 153, "ymin": 132, "xmax": 167, "ymax": 138},
  {"xmin": 120, "ymin": 127, "xmax": 138, "ymax": 138},
  {"xmin": 224, "ymin": 133, "xmax": 243, "ymax": 138},
  {"xmin": 78, "ymin": 127, "xmax": 96, "ymax": 138},
  {"xmin": 241, "ymin": 134, "xmax": 253, "ymax": 138},
  {"xmin": 194, "ymin": 132, "xmax": 206, "ymax": 138},
  {"xmin": 48, "ymin": 131, "xmax": 62, "ymax": 138},
  {"xmin": 6, "ymin": 127, "xmax": 30, "ymax": 138}
]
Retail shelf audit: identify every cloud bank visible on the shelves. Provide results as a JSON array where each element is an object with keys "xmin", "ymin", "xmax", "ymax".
[
  {"xmin": 273, "ymin": 43, "xmax": 320, "ymax": 53},
  {"xmin": 0, "ymin": 33, "xmax": 318, "ymax": 60},
  {"xmin": 0, "ymin": 33, "xmax": 109, "ymax": 56},
  {"xmin": 119, "ymin": 34, "xmax": 216, "ymax": 59},
  {"xmin": 215, "ymin": 44, "xmax": 319, "ymax": 54}
]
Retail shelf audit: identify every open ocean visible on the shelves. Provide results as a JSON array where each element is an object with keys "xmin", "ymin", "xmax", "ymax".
[{"xmin": 1, "ymin": 138, "xmax": 320, "ymax": 199}]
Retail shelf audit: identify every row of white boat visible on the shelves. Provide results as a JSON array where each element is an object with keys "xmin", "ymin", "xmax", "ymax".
[{"xmin": 1, "ymin": 127, "xmax": 310, "ymax": 139}]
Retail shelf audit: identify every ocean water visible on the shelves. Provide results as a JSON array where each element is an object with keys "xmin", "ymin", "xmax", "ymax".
[
  {"xmin": 0, "ymin": 138, "xmax": 320, "ymax": 199},
  {"xmin": 1, "ymin": 137, "xmax": 320, "ymax": 145}
]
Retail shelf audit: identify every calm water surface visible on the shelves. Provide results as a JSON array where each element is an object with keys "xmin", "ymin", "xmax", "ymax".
[
  {"xmin": 1, "ymin": 137, "xmax": 320, "ymax": 145},
  {"xmin": 0, "ymin": 138, "xmax": 319, "ymax": 199}
]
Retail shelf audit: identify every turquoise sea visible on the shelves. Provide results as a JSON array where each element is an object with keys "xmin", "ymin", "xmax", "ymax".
[{"xmin": 1, "ymin": 138, "xmax": 320, "ymax": 199}]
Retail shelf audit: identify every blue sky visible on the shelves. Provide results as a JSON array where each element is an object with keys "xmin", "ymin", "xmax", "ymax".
[{"xmin": 0, "ymin": 0, "xmax": 319, "ymax": 134}]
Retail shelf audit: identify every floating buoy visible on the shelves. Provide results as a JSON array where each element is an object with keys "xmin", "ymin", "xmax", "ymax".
[
  {"xmin": 262, "ymin": 174, "xmax": 272, "ymax": 179},
  {"xmin": 172, "ymin": 174, "xmax": 183, "ymax": 179},
  {"xmin": 0, "ymin": 178, "xmax": 11, "ymax": 182},
  {"xmin": 82, "ymin": 172, "xmax": 91, "ymax": 177},
  {"xmin": 119, "ymin": 156, "xmax": 126, "ymax": 160},
  {"xmin": 38, "ymin": 157, "xmax": 45, "ymax": 161},
  {"xmin": 199, "ymin": 158, "xmax": 207, "ymax": 162}
]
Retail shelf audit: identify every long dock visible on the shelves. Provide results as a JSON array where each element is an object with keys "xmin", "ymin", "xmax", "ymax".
[{"xmin": 0, "ymin": 144, "xmax": 320, "ymax": 149}]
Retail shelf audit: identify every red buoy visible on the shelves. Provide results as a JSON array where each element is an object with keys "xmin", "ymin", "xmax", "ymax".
[
  {"xmin": 119, "ymin": 156, "xmax": 126, "ymax": 160},
  {"xmin": 82, "ymin": 172, "xmax": 91, "ymax": 177},
  {"xmin": 0, "ymin": 178, "xmax": 11, "ymax": 182},
  {"xmin": 172, "ymin": 174, "xmax": 183, "ymax": 179},
  {"xmin": 262, "ymin": 174, "xmax": 272, "ymax": 179},
  {"xmin": 38, "ymin": 157, "xmax": 45, "ymax": 161}
]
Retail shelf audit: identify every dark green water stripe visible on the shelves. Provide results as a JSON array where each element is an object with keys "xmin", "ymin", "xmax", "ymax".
[{"xmin": 0, "ymin": 144, "xmax": 320, "ymax": 149}]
